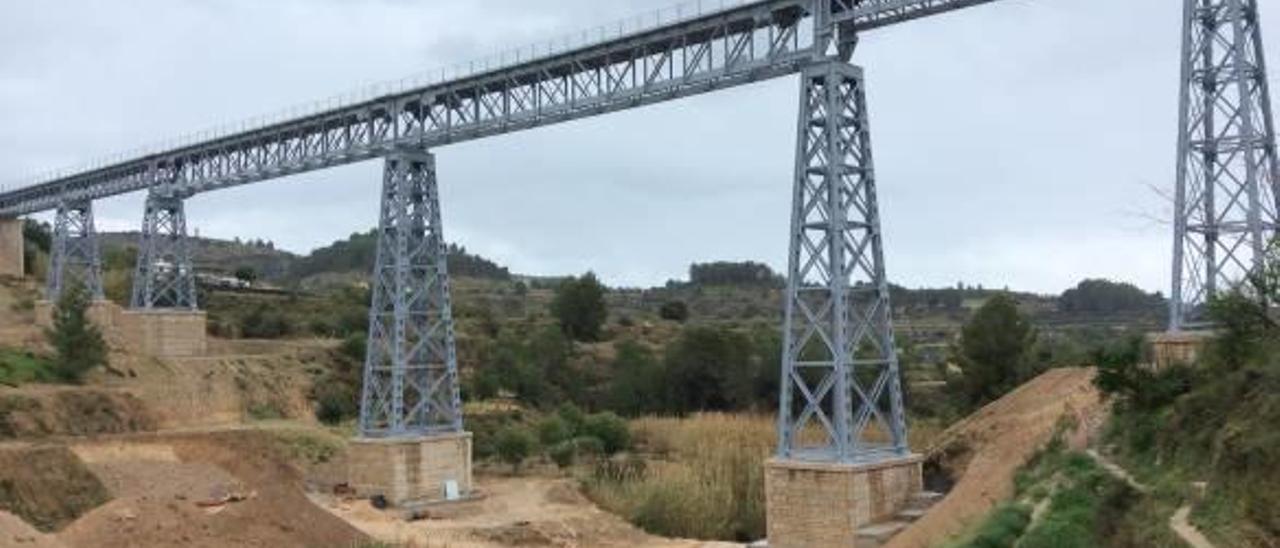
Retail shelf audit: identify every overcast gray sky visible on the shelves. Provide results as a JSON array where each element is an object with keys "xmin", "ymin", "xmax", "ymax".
[{"xmin": 2, "ymin": 0, "xmax": 1278, "ymax": 294}]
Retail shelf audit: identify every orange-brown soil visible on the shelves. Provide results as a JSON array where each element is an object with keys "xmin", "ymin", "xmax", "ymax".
[
  {"xmin": 316, "ymin": 471, "xmax": 741, "ymax": 548},
  {"xmin": 887, "ymin": 367, "xmax": 1106, "ymax": 548}
]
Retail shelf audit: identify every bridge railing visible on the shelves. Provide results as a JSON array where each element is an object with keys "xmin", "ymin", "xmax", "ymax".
[{"xmin": 2, "ymin": 0, "xmax": 769, "ymax": 196}]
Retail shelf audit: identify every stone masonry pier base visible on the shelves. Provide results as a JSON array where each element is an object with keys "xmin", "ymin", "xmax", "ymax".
[
  {"xmin": 765, "ymin": 454, "xmax": 923, "ymax": 548},
  {"xmin": 37, "ymin": 300, "xmax": 207, "ymax": 358},
  {"xmin": 348, "ymin": 432, "xmax": 473, "ymax": 506},
  {"xmin": 1147, "ymin": 331, "xmax": 1211, "ymax": 370},
  {"xmin": 0, "ymin": 218, "xmax": 23, "ymax": 278}
]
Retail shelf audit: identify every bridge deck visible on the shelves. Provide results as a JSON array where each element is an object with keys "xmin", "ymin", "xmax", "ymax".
[{"xmin": 0, "ymin": 0, "xmax": 995, "ymax": 216}]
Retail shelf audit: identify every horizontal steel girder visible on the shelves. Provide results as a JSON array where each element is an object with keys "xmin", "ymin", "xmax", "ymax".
[{"xmin": 0, "ymin": 0, "xmax": 999, "ymax": 217}]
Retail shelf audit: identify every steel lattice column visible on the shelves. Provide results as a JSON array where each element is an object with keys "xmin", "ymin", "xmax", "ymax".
[
  {"xmin": 1170, "ymin": 0, "xmax": 1280, "ymax": 330},
  {"xmin": 358, "ymin": 150, "xmax": 463, "ymax": 438},
  {"xmin": 130, "ymin": 189, "xmax": 197, "ymax": 309},
  {"xmin": 776, "ymin": 61, "xmax": 908, "ymax": 463},
  {"xmin": 46, "ymin": 199, "xmax": 104, "ymax": 301}
]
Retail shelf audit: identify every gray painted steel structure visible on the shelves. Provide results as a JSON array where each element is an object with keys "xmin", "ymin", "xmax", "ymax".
[
  {"xmin": 777, "ymin": 62, "xmax": 907, "ymax": 462},
  {"xmin": 358, "ymin": 151, "xmax": 463, "ymax": 437},
  {"xmin": 0, "ymin": 0, "xmax": 995, "ymax": 217},
  {"xmin": 46, "ymin": 199, "xmax": 103, "ymax": 301},
  {"xmin": 130, "ymin": 189, "xmax": 198, "ymax": 310},
  {"xmin": 1170, "ymin": 0, "xmax": 1279, "ymax": 330},
  {"xmin": 3, "ymin": 0, "xmax": 1001, "ymax": 456}
]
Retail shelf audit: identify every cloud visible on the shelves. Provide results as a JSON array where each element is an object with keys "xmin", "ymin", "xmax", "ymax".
[{"xmin": 1, "ymin": 0, "xmax": 1275, "ymax": 293}]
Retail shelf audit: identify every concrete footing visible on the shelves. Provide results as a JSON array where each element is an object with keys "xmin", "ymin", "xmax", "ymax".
[
  {"xmin": 36, "ymin": 300, "xmax": 207, "ymax": 357},
  {"xmin": 1147, "ymin": 331, "xmax": 1211, "ymax": 370},
  {"xmin": 347, "ymin": 432, "xmax": 473, "ymax": 506},
  {"xmin": 0, "ymin": 218, "xmax": 23, "ymax": 277},
  {"xmin": 765, "ymin": 454, "xmax": 923, "ymax": 548}
]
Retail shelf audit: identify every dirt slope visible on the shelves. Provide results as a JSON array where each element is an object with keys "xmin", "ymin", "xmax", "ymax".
[
  {"xmin": 55, "ymin": 430, "xmax": 367, "ymax": 548},
  {"xmin": 0, "ymin": 445, "xmax": 111, "ymax": 533},
  {"xmin": 887, "ymin": 367, "xmax": 1106, "ymax": 548}
]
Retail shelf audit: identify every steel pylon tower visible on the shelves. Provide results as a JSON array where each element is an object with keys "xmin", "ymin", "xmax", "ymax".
[
  {"xmin": 358, "ymin": 150, "xmax": 463, "ymax": 438},
  {"xmin": 131, "ymin": 187, "xmax": 197, "ymax": 310},
  {"xmin": 776, "ymin": 61, "xmax": 908, "ymax": 463},
  {"xmin": 1170, "ymin": 0, "xmax": 1280, "ymax": 330},
  {"xmin": 46, "ymin": 198, "xmax": 104, "ymax": 301}
]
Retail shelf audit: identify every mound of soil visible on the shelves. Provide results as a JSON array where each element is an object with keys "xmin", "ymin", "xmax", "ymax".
[
  {"xmin": 0, "ymin": 510, "xmax": 65, "ymax": 548},
  {"xmin": 58, "ymin": 430, "xmax": 367, "ymax": 548},
  {"xmin": 886, "ymin": 367, "xmax": 1106, "ymax": 548},
  {"xmin": 0, "ymin": 445, "xmax": 111, "ymax": 532},
  {"xmin": 0, "ymin": 387, "xmax": 155, "ymax": 440}
]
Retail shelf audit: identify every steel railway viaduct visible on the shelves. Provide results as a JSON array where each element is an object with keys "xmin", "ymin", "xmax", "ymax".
[{"xmin": 0, "ymin": 0, "xmax": 1274, "ymax": 545}]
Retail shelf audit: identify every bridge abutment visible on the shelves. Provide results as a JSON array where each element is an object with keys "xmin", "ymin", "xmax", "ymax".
[{"xmin": 0, "ymin": 217, "xmax": 24, "ymax": 278}]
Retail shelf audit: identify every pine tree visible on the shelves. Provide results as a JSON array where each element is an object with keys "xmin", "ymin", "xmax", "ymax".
[{"xmin": 46, "ymin": 283, "xmax": 108, "ymax": 383}]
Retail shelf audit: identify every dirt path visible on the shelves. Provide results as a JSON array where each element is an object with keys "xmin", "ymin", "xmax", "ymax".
[
  {"xmin": 315, "ymin": 473, "xmax": 741, "ymax": 548},
  {"xmin": 1171, "ymin": 506, "xmax": 1216, "ymax": 548},
  {"xmin": 1085, "ymin": 449, "xmax": 1149, "ymax": 493},
  {"xmin": 885, "ymin": 367, "xmax": 1107, "ymax": 548},
  {"xmin": 1086, "ymin": 450, "xmax": 1216, "ymax": 548}
]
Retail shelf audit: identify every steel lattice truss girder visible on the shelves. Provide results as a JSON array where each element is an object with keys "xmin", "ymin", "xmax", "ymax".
[
  {"xmin": 0, "ymin": 0, "xmax": 997, "ymax": 217},
  {"xmin": 46, "ymin": 199, "xmax": 104, "ymax": 301},
  {"xmin": 1171, "ymin": 0, "xmax": 1280, "ymax": 329},
  {"xmin": 777, "ymin": 62, "xmax": 908, "ymax": 463},
  {"xmin": 359, "ymin": 151, "xmax": 463, "ymax": 438},
  {"xmin": 131, "ymin": 187, "xmax": 197, "ymax": 310},
  {"xmin": 831, "ymin": 0, "xmax": 999, "ymax": 30}
]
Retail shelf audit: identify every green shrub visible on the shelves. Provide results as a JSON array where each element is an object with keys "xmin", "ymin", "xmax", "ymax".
[
  {"xmin": 495, "ymin": 426, "xmax": 535, "ymax": 473},
  {"xmin": 572, "ymin": 436, "xmax": 606, "ymax": 458},
  {"xmin": 548, "ymin": 441, "xmax": 577, "ymax": 468},
  {"xmin": 239, "ymin": 304, "xmax": 294, "ymax": 339},
  {"xmin": 658, "ymin": 301, "xmax": 690, "ymax": 322},
  {"xmin": 338, "ymin": 332, "xmax": 367, "ymax": 362},
  {"xmin": 557, "ymin": 402, "xmax": 586, "ymax": 432},
  {"xmin": 0, "ymin": 349, "xmax": 56, "ymax": 387},
  {"xmin": 314, "ymin": 382, "xmax": 357, "ymax": 425},
  {"xmin": 581, "ymin": 412, "xmax": 631, "ymax": 454},
  {"xmin": 537, "ymin": 415, "xmax": 572, "ymax": 446},
  {"xmin": 959, "ymin": 503, "xmax": 1030, "ymax": 547}
]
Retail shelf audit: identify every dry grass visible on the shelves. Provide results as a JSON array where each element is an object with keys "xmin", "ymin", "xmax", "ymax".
[{"xmin": 583, "ymin": 413, "xmax": 946, "ymax": 542}]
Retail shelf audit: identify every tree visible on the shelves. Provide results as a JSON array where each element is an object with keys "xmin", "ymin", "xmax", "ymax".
[
  {"xmin": 233, "ymin": 267, "xmax": 258, "ymax": 284},
  {"xmin": 662, "ymin": 327, "xmax": 754, "ymax": 412},
  {"xmin": 551, "ymin": 272, "xmax": 608, "ymax": 342},
  {"xmin": 46, "ymin": 283, "xmax": 108, "ymax": 383},
  {"xmin": 950, "ymin": 294, "xmax": 1037, "ymax": 408},
  {"xmin": 658, "ymin": 301, "xmax": 690, "ymax": 323},
  {"xmin": 495, "ymin": 426, "xmax": 535, "ymax": 473},
  {"xmin": 607, "ymin": 340, "xmax": 663, "ymax": 416}
]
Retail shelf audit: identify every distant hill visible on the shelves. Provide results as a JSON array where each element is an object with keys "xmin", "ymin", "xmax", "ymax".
[
  {"xmin": 97, "ymin": 229, "xmax": 511, "ymax": 286},
  {"xmin": 289, "ymin": 229, "xmax": 510, "ymax": 283},
  {"xmin": 99, "ymin": 232, "xmax": 297, "ymax": 281}
]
